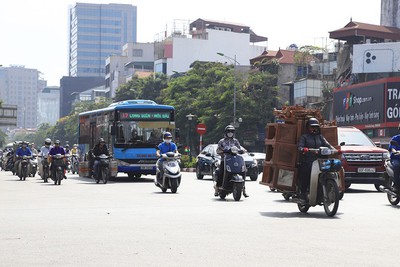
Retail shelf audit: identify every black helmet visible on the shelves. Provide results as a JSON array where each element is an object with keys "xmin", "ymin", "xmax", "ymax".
[
  {"xmin": 306, "ymin": 118, "xmax": 320, "ymax": 128},
  {"xmin": 224, "ymin": 125, "xmax": 235, "ymax": 133}
]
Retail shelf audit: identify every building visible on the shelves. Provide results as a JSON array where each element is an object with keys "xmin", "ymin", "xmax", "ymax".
[
  {"xmin": 381, "ymin": 0, "xmax": 400, "ymax": 28},
  {"xmin": 0, "ymin": 104, "xmax": 17, "ymax": 129},
  {"xmin": 37, "ymin": 86, "xmax": 60, "ymax": 126},
  {"xmin": 68, "ymin": 3, "xmax": 137, "ymax": 78},
  {"xmin": 71, "ymin": 85, "xmax": 108, "ymax": 103},
  {"xmin": 105, "ymin": 42, "xmax": 154, "ymax": 98},
  {"xmin": 59, "ymin": 76, "xmax": 105, "ymax": 117},
  {"xmin": 154, "ymin": 18, "xmax": 267, "ymax": 76},
  {"xmin": 0, "ymin": 66, "xmax": 46, "ymax": 128}
]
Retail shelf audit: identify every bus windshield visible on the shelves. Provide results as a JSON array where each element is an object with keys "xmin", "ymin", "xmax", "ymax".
[
  {"xmin": 115, "ymin": 120, "xmax": 172, "ymax": 148},
  {"xmin": 114, "ymin": 108, "xmax": 175, "ymax": 148}
]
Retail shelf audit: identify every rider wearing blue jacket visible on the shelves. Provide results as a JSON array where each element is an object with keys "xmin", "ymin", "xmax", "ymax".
[
  {"xmin": 388, "ymin": 124, "xmax": 400, "ymax": 192},
  {"xmin": 15, "ymin": 141, "xmax": 32, "ymax": 175},
  {"xmin": 156, "ymin": 132, "xmax": 177, "ymax": 183}
]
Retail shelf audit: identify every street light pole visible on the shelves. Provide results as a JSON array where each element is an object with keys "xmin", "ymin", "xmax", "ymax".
[
  {"xmin": 217, "ymin": 53, "xmax": 240, "ymax": 127},
  {"xmin": 186, "ymin": 113, "xmax": 195, "ymax": 162}
]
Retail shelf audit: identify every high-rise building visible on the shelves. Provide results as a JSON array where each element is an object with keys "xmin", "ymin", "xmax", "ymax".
[
  {"xmin": 68, "ymin": 3, "xmax": 137, "ymax": 78},
  {"xmin": 37, "ymin": 86, "xmax": 60, "ymax": 126},
  {"xmin": 0, "ymin": 66, "xmax": 46, "ymax": 128}
]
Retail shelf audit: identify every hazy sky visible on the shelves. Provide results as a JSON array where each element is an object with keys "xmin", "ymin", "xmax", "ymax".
[{"xmin": 0, "ymin": 0, "xmax": 381, "ymax": 86}]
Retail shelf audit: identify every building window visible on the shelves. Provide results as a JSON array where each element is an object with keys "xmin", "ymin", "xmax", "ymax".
[{"xmin": 133, "ymin": 49, "xmax": 143, "ymax": 57}]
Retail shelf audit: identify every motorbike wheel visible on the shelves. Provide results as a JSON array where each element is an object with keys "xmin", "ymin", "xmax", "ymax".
[
  {"xmin": 250, "ymin": 174, "xmax": 258, "ymax": 181},
  {"xmin": 161, "ymin": 187, "xmax": 167, "ymax": 193},
  {"xmin": 43, "ymin": 171, "xmax": 48, "ymax": 183},
  {"xmin": 219, "ymin": 191, "xmax": 227, "ymax": 200},
  {"xmin": 323, "ymin": 179, "xmax": 340, "ymax": 217},
  {"xmin": 283, "ymin": 193, "xmax": 291, "ymax": 201},
  {"xmin": 56, "ymin": 171, "xmax": 62, "ymax": 185},
  {"xmin": 170, "ymin": 178, "xmax": 178, "ymax": 193},
  {"xmin": 102, "ymin": 168, "xmax": 108, "ymax": 184},
  {"xmin": 386, "ymin": 178, "xmax": 400, "ymax": 205},
  {"xmin": 233, "ymin": 183, "xmax": 243, "ymax": 201},
  {"xmin": 196, "ymin": 165, "xmax": 204, "ymax": 180},
  {"xmin": 22, "ymin": 168, "xmax": 27, "ymax": 181},
  {"xmin": 297, "ymin": 203, "xmax": 310, "ymax": 213}
]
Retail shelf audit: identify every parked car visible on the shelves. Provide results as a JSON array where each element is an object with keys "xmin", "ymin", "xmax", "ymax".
[
  {"xmin": 250, "ymin": 152, "xmax": 266, "ymax": 174},
  {"xmin": 338, "ymin": 126, "xmax": 390, "ymax": 191},
  {"xmin": 195, "ymin": 144, "xmax": 259, "ymax": 181}
]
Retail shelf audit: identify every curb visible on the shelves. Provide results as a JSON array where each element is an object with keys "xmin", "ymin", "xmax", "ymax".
[{"xmin": 182, "ymin": 168, "xmax": 195, "ymax": 172}]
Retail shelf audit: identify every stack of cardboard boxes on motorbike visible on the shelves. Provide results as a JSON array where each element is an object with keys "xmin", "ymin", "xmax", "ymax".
[{"xmin": 260, "ymin": 105, "xmax": 344, "ymax": 192}]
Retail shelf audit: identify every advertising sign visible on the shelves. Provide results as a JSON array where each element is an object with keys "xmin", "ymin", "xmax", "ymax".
[
  {"xmin": 386, "ymin": 82, "xmax": 400, "ymax": 123},
  {"xmin": 333, "ymin": 83, "xmax": 384, "ymax": 126}
]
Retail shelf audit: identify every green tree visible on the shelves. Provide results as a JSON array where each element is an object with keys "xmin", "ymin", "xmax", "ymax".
[
  {"xmin": 161, "ymin": 61, "xmax": 279, "ymax": 153},
  {"xmin": 114, "ymin": 73, "xmax": 168, "ymax": 102}
]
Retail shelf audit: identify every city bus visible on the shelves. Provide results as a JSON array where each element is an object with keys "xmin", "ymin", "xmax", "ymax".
[{"xmin": 78, "ymin": 99, "xmax": 176, "ymax": 179}]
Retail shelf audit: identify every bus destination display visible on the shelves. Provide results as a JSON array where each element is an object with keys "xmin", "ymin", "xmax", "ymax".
[{"xmin": 119, "ymin": 111, "xmax": 171, "ymax": 121}]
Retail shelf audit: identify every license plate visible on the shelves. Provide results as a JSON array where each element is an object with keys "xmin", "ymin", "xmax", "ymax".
[
  {"xmin": 357, "ymin": 167, "xmax": 376, "ymax": 173},
  {"xmin": 141, "ymin": 166, "xmax": 153, "ymax": 170}
]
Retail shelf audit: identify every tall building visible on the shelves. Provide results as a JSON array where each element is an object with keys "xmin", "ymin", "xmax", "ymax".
[
  {"xmin": 59, "ymin": 76, "xmax": 105, "ymax": 117},
  {"xmin": 381, "ymin": 0, "xmax": 400, "ymax": 27},
  {"xmin": 37, "ymin": 86, "xmax": 60, "ymax": 126},
  {"xmin": 0, "ymin": 66, "xmax": 46, "ymax": 128},
  {"xmin": 68, "ymin": 3, "xmax": 137, "ymax": 78},
  {"xmin": 105, "ymin": 42, "xmax": 154, "ymax": 98}
]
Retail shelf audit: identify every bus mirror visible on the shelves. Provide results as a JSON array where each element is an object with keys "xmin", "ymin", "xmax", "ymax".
[{"xmin": 110, "ymin": 125, "xmax": 116, "ymax": 135}]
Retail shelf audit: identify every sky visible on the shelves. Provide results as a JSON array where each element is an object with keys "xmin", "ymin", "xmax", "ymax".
[{"xmin": 0, "ymin": 0, "xmax": 381, "ymax": 86}]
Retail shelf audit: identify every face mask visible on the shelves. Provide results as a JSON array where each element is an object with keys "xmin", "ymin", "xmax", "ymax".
[
  {"xmin": 165, "ymin": 139, "xmax": 172, "ymax": 144},
  {"xmin": 227, "ymin": 132, "xmax": 234, "ymax": 138}
]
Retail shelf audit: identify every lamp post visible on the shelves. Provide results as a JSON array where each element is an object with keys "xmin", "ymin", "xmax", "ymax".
[
  {"xmin": 186, "ymin": 113, "xmax": 195, "ymax": 162},
  {"xmin": 217, "ymin": 53, "xmax": 240, "ymax": 127}
]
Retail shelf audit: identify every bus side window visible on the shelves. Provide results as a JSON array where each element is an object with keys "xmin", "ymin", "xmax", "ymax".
[{"xmin": 116, "ymin": 124, "xmax": 125, "ymax": 143}]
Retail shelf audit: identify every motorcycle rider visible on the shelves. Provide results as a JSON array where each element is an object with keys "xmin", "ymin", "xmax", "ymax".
[
  {"xmin": 297, "ymin": 117, "xmax": 334, "ymax": 203},
  {"xmin": 29, "ymin": 143, "xmax": 38, "ymax": 155},
  {"xmin": 156, "ymin": 132, "xmax": 178, "ymax": 183},
  {"xmin": 71, "ymin": 144, "xmax": 80, "ymax": 158},
  {"xmin": 215, "ymin": 125, "xmax": 249, "ymax": 197},
  {"xmin": 15, "ymin": 141, "xmax": 32, "ymax": 176},
  {"xmin": 38, "ymin": 138, "xmax": 52, "ymax": 178},
  {"xmin": 388, "ymin": 124, "xmax": 400, "ymax": 193},
  {"xmin": 48, "ymin": 140, "xmax": 66, "ymax": 179},
  {"xmin": 91, "ymin": 138, "xmax": 110, "ymax": 179}
]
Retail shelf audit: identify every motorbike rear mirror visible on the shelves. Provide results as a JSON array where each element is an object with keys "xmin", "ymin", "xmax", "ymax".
[
  {"xmin": 390, "ymin": 140, "xmax": 399, "ymax": 146},
  {"xmin": 205, "ymin": 153, "xmax": 211, "ymax": 157},
  {"xmin": 340, "ymin": 142, "xmax": 346, "ymax": 146}
]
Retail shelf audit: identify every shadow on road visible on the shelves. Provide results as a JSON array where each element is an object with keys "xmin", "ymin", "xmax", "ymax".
[
  {"xmin": 259, "ymin": 211, "xmax": 342, "ymax": 219},
  {"xmin": 345, "ymin": 188, "xmax": 381, "ymax": 194}
]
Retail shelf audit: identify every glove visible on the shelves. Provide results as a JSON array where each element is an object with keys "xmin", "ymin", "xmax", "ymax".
[{"xmin": 302, "ymin": 147, "xmax": 309, "ymax": 153}]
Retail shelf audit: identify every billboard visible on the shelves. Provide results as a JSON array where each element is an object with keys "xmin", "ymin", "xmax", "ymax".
[
  {"xmin": 386, "ymin": 81, "xmax": 400, "ymax": 123},
  {"xmin": 334, "ymin": 82, "xmax": 385, "ymax": 126},
  {"xmin": 352, "ymin": 42, "xmax": 400, "ymax": 73}
]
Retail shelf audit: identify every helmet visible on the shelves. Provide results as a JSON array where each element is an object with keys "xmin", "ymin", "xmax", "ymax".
[
  {"xmin": 45, "ymin": 138, "xmax": 51, "ymax": 146},
  {"xmin": 224, "ymin": 125, "xmax": 235, "ymax": 133},
  {"xmin": 73, "ymin": 144, "xmax": 78, "ymax": 147},
  {"xmin": 306, "ymin": 118, "xmax": 320, "ymax": 128},
  {"xmin": 54, "ymin": 140, "xmax": 60, "ymax": 145},
  {"xmin": 65, "ymin": 144, "xmax": 70, "ymax": 148},
  {"xmin": 98, "ymin": 138, "xmax": 105, "ymax": 143},
  {"xmin": 163, "ymin": 132, "xmax": 172, "ymax": 139}
]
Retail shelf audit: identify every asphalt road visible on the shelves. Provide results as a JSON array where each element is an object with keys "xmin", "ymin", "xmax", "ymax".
[{"xmin": 1, "ymin": 170, "xmax": 399, "ymax": 267}]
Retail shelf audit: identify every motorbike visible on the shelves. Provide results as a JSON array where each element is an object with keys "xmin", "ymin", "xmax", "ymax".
[
  {"xmin": 51, "ymin": 154, "xmax": 65, "ymax": 185},
  {"xmin": 93, "ymin": 154, "xmax": 110, "ymax": 184},
  {"xmin": 30, "ymin": 154, "xmax": 38, "ymax": 177},
  {"xmin": 71, "ymin": 153, "xmax": 79, "ymax": 174},
  {"xmin": 65, "ymin": 154, "xmax": 71, "ymax": 173},
  {"xmin": 155, "ymin": 152, "xmax": 181, "ymax": 193},
  {"xmin": 40, "ymin": 156, "xmax": 50, "ymax": 183},
  {"xmin": 286, "ymin": 147, "xmax": 342, "ymax": 217},
  {"xmin": 214, "ymin": 146, "xmax": 246, "ymax": 201},
  {"xmin": 18, "ymin": 155, "xmax": 32, "ymax": 181},
  {"xmin": 4, "ymin": 151, "xmax": 14, "ymax": 172},
  {"xmin": 379, "ymin": 140, "xmax": 400, "ymax": 205}
]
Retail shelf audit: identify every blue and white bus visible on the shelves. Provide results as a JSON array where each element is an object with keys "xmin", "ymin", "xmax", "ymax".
[{"xmin": 78, "ymin": 99, "xmax": 176, "ymax": 179}]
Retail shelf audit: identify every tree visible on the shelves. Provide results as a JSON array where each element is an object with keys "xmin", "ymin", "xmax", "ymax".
[
  {"xmin": 161, "ymin": 61, "xmax": 279, "ymax": 153},
  {"xmin": 114, "ymin": 73, "xmax": 168, "ymax": 102}
]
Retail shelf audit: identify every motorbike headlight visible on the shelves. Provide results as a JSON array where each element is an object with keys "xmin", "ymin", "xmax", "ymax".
[
  {"xmin": 383, "ymin": 151, "xmax": 390, "ymax": 160},
  {"xmin": 251, "ymin": 159, "xmax": 257, "ymax": 167}
]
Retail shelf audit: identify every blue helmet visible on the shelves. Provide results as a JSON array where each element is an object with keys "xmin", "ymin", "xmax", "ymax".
[{"xmin": 163, "ymin": 132, "xmax": 172, "ymax": 139}]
